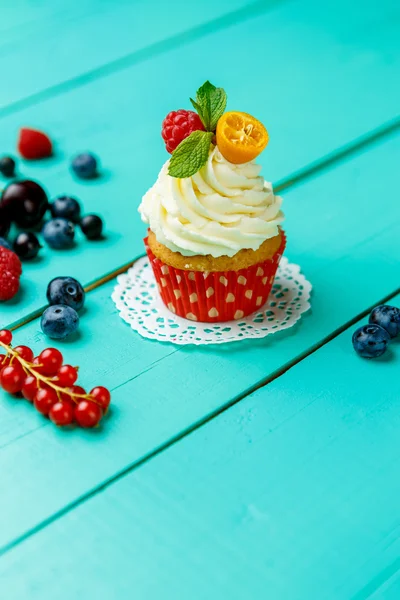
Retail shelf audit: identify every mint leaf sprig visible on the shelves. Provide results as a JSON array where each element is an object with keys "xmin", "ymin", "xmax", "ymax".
[
  {"xmin": 168, "ymin": 131, "xmax": 213, "ymax": 179},
  {"xmin": 168, "ymin": 81, "xmax": 227, "ymax": 179},
  {"xmin": 190, "ymin": 81, "xmax": 227, "ymax": 132}
]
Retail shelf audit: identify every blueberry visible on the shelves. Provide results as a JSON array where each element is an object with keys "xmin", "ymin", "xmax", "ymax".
[
  {"xmin": 369, "ymin": 305, "xmax": 400, "ymax": 339},
  {"xmin": 42, "ymin": 218, "xmax": 75, "ymax": 249},
  {"xmin": 13, "ymin": 231, "xmax": 41, "ymax": 260},
  {"xmin": 50, "ymin": 196, "xmax": 81, "ymax": 223},
  {"xmin": 80, "ymin": 214, "xmax": 103, "ymax": 240},
  {"xmin": 0, "ymin": 156, "xmax": 16, "ymax": 178},
  {"xmin": 71, "ymin": 153, "xmax": 98, "ymax": 179},
  {"xmin": 0, "ymin": 236, "xmax": 11, "ymax": 250},
  {"xmin": 47, "ymin": 276, "xmax": 85, "ymax": 311},
  {"xmin": 41, "ymin": 305, "xmax": 79, "ymax": 339},
  {"xmin": 352, "ymin": 324, "xmax": 390, "ymax": 358}
]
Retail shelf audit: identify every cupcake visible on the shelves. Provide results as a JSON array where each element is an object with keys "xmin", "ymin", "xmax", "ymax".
[{"xmin": 139, "ymin": 81, "xmax": 285, "ymax": 322}]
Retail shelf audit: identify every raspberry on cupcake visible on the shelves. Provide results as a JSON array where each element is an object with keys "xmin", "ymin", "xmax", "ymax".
[{"xmin": 162, "ymin": 109, "xmax": 205, "ymax": 154}]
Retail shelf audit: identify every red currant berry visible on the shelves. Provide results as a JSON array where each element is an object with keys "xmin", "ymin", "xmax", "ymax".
[
  {"xmin": 75, "ymin": 400, "xmax": 102, "ymax": 428},
  {"xmin": 60, "ymin": 385, "xmax": 86, "ymax": 404},
  {"xmin": 161, "ymin": 110, "xmax": 205, "ymax": 153},
  {"xmin": 34, "ymin": 388, "xmax": 58, "ymax": 415},
  {"xmin": 90, "ymin": 386, "xmax": 111, "ymax": 412},
  {"xmin": 14, "ymin": 345, "xmax": 34, "ymax": 363},
  {"xmin": 0, "ymin": 355, "xmax": 10, "ymax": 368},
  {"xmin": 38, "ymin": 348, "xmax": 63, "ymax": 376},
  {"xmin": 0, "ymin": 364, "xmax": 25, "ymax": 394},
  {"xmin": 49, "ymin": 401, "xmax": 75, "ymax": 426},
  {"xmin": 32, "ymin": 356, "xmax": 43, "ymax": 373},
  {"xmin": 22, "ymin": 376, "xmax": 40, "ymax": 402},
  {"xmin": 56, "ymin": 365, "xmax": 78, "ymax": 387},
  {"xmin": 59, "ymin": 390, "xmax": 72, "ymax": 403},
  {"xmin": 0, "ymin": 330, "xmax": 12, "ymax": 345},
  {"xmin": 69, "ymin": 385, "xmax": 86, "ymax": 396}
]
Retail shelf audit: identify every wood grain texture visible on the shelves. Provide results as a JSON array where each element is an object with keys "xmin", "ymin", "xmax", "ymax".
[
  {"xmin": 0, "ymin": 132, "xmax": 398, "ymax": 553},
  {"xmin": 0, "ymin": 0, "xmax": 270, "ymax": 112},
  {"xmin": 1, "ymin": 294, "xmax": 399, "ymax": 599},
  {"xmin": 1, "ymin": 0, "xmax": 400, "ymax": 328}
]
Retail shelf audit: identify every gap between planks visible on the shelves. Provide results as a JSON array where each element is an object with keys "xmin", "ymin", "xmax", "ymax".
[
  {"xmin": 1, "ymin": 284, "xmax": 399, "ymax": 558},
  {"xmin": 0, "ymin": 0, "xmax": 398, "ymax": 565},
  {"xmin": 0, "ymin": 0, "xmax": 286, "ymax": 120},
  {"xmin": 8, "ymin": 114, "xmax": 400, "ymax": 332}
]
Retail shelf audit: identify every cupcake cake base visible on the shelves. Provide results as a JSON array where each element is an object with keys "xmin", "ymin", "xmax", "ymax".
[
  {"xmin": 145, "ymin": 231, "xmax": 286, "ymax": 322},
  {"xmin": 112, "ymin": 253, "xmax": 311, "ymax": 345}
]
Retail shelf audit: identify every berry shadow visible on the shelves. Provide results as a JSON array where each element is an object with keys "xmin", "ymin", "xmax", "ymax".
[
  {"xmin": 50, "ymin": 241, "xmax": 78, "ymax": 252},
  {"xmin": 21, "ymin": 255, "xmax": 43, "ymax": 266},
  {"xmin": 105, "ymin": 405, "xmax": 115, "ymax": 418},
  {"xmin": 86, "ymin": 234, "xmax": 107, "ymax": 243},
  {"xmin": 20, "ymin": 149, "xmax": 66, "ymax": 170},
  {"xmin": 71, "ymin": 168, "xmax": 112, "ymax": 185},
  {"xmin": 55, "ymin": 421, "xmax": 104, "ymax": 436},
  {"xmin": 54, "ymin": 330, "xmax": 82, "ymax": 345},
  {"xmin": 21, "ymin": 222, "xmax": 45, "ymax": 234},
  {"xmin": 371, "ymin": 347, "xmax": 396, "ymax": 363},
  {"xmin": 4, "ymin": 283, "xmax": 26, "ymax": 305},
  {"xmin": 22, "ymin": 154, "xmax": 57, "ymax": 166},
  {"xmin": 81, "ymin": 423, "xmax": 104, "ymax": 436}
]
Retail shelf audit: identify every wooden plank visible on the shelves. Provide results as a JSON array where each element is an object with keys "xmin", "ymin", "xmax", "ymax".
[
  {"xmin": 1, "ymin": 295, "xmax": 399, "ymax": 599},
  {"xmin": 0, "ymin": 133, "xmax": 399, "ymax": 552},
  {"xmin": 1, "ymin": 0, "xmax": 399, "ymax": 328},
  {"xmin": 0, "ymin": 0, "xmax": 264, "ymax": 111}
]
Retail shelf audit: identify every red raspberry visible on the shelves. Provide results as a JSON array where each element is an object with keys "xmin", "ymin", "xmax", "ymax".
[
  {"xmin": 0, "ymin": 246, "xmax": 22, "ymax": 301},
  {"xmin": 162, "ymin": 110, "xmax": 205, "ymax": 154},
  {"xmin": 17, "ymin": 127, "xmax": 52, "ymax": 160}
]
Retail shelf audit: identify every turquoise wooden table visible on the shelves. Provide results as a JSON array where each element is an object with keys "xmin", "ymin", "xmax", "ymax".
[{"xmin": 0, "ymin": 1, "xmax": 399, "ymax": 598}]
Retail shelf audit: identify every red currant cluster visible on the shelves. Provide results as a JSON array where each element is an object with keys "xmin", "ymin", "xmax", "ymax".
[{"xmin": 0, "ymin": 329, "xmax": 110, "ymax": 428}]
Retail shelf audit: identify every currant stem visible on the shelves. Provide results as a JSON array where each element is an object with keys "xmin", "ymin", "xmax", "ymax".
[{"xmin": 0, "ymin": 341, "xmax": 97, "ymax": 405}]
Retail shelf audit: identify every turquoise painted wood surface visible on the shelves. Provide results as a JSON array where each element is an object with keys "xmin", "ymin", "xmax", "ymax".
[
  {"xmin": 1, "ymin": 295, "xmax": 399, "ymax": 600},
  {"xmin": 0, "ymin": 0, "xmax": 264, "ymax": 111},
  {"xmin": 1, "ymin": 0, "xmax": 400, "ymax": 327},
  {"xmin": 1, "ymin": 0, "xmax": 400, "ymax": 597},
  {"xmin": 0, "ymin": 132, "xmax": 399, "ymax": 551}
]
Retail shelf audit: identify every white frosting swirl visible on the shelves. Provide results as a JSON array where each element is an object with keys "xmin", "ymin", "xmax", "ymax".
[{"xmin": 139, "ymin": 146, "xmax": 283, "ymax": 258}]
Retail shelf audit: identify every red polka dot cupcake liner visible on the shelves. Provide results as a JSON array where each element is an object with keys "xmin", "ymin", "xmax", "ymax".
[{"xmin": 145, "ymin": 231, "xmax": 286, "ymax": 323}]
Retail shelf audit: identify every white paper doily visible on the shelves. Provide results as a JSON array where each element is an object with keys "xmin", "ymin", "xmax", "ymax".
[{"xmin": 112, "ymin": 256, "xmax": 311, "ymax": 345}]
